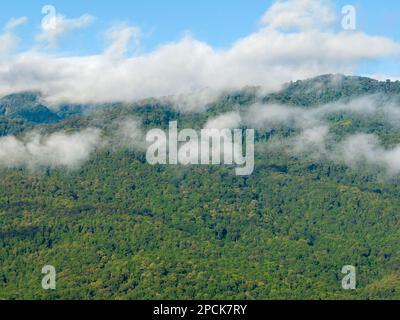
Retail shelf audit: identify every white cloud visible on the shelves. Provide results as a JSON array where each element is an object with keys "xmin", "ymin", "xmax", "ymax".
[
  {"xmin": 244, "ymin": 97, "xmax": 400, "ymax": 175},
  {"xmin": 5, "ymin": 17, "xmax": 28, "ymax": 31},
  {"xmin": 335, "ymin": 134, "xmax": 380, "ymax": 167},
  {"xmin": 334, "ymin": 134, "xmax": 400, "ymax": 174},
  {"xmin": 245, "ymin": 104, "xmax": 304, "ymax": 129},
  {"xmin": 261, "ymin": 0, "xmax": 336, "ymax": 31},
  {"xmin": 0, "ymin": 129, "xmax": 100, "ymax": 170},
  {"xmin": 164, "ymin": 89, "xmax": 224, "ymax": 113},
  {"xmin": 0, "ymin": 17, "xmax": 27, "ymax": 56},
  {"xmin": 290, "ymin": 125, "xmax": 330, "ymax": 156},
  {"xmin": 114, "ymin": 118, "xmax": 146, "ymax": 150},
  {"xmin": 104, "ymin": 24, "xmax": 141, "ymax": 58},
  {"xmin": 205, "ymin": 112, "xmax": 242, "ymax": 130},
  {"xmin": 0, "ymin": 1, "xmax": 399, "ymax": 106},
  {"xmin": 0, "ymin": 33, "xmax": 18, "ymax": 56},
  {"xmin": 244, "ymin": 95, "xmax": 400, "ymax": 132},
  {"xmin": 37, "ymin": 13, "xmax": 95, "ymax": 47}
]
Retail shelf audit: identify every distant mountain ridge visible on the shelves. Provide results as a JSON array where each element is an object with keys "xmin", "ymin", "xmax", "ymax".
[
  {"xmin": 0, "ymin": 91, "xmax": 88, "ymax": 125},
  {"xmin": 0, "ymin": 92, "xmax": 61, "ymax": 124},
  {"xmin": 1, "ymin": 74, "xmax": 400, "ymax": 133},
  {"xmin": 265, "ymin": 74, "xmax": 400, "ymax": 107}
]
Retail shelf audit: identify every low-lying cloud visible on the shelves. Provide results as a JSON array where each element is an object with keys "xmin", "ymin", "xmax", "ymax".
[
  {"xmin": 0, "ymin": 117, "xmax": 149, "ymax": 170},
  {"xmin": 0, "ymin": 128, "xmax": 100, "ymax": 170},
  {"xmin": 1, "ymin": 0, "xmax": 400, "ymax": 173},
  {"xmin": 2, "ymin": 97, "xmax": 400, "ymax": 175},
  {"xmin": 114, "ymin": 117, "xmax": 146, "ymax": 150},
  {"xmin": 204, "ymin": 112, "xmax": 242, "ymax": 130},
  {"xmin": 199, "ymin": 94, "xmax": 399, "ymax": 176},
  {"xmin": 334, "ymin": 134, "xmax": 400, "ymax": 174},
  {"xmin": 245, "ymin": 95, "xmax": 400, "ymax": 131}
]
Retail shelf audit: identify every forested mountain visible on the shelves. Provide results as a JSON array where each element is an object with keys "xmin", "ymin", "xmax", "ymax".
[
  {"xmin": 1, "ymin": 74, "xmax": 400, "ymax": 300},
  {"xmin": 0, "ymin": 92, "xmax": 88, "ymax": 137},
  {"xmin": 268, "ymin": 74, "xmax": 400, "ymax": 106}
]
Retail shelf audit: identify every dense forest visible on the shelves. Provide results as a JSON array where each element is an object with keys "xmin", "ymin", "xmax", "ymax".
[{"xmin": 1, "ymin": 74, "xmax": 400, "ymax": 300}]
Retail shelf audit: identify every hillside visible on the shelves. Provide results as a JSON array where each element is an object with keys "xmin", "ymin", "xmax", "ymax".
[{"xmin": 1, "ymin": 75, "xmax": 400, "ymax": 300}]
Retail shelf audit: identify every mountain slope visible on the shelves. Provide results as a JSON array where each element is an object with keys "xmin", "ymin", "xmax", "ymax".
[
  {"xmin": 1, "ymin": 75, "xmax": 400, "ymax": 300},
  {"xmin": 0, "ymin": 92, "xmax": 61, "ymax": 123}
]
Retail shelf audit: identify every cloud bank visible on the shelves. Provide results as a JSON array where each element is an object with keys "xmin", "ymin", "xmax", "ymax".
[{"xmin": 0, "ymin": 0, "xmax": 399, "ymax": 105}]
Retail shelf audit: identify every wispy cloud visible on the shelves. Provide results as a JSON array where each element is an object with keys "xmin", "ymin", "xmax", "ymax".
[
  {"xmin": 244, "ymin": 95, "xmax": 400, "ymax": 175},
  {"xmin": 334, "ymin": 133, "xmax": 400, "ymax": 174},
  {"xmin": 36, "ymin": 13, "xmax": 95, "ymax": 47},
  {"xmin": 204, "ymin": 112, "xmax": 242, "ymax": 130},
  {"xmin": 261, "ymin": 0, "xmax": 336, "ymax": 31},
  {"xmin": 5, "ymin": 17, "xmax": 28, "ymax": 31},
  {"xmin": 104, "ymin": 23, "xmax": 141, "ymax": 58},
  {"xmin": 0, "ymin": 129, "xmax": 100, "ymax": 170},
  {"xmin": 0, "ymin": 17, "xmax": 27, "ymax": 55}
]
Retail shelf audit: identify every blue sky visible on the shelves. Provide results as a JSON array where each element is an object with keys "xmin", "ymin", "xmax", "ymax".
[
  {"xmin": 3, "ymin": 1, "xmax": 273, "ymax": 53},
  {"xmin": 2, "ymin": 0, "xmax": 400, "ymax": 52},
  {"xmin": 1, "ymin": 0, "xmax": 400, "ymax": 103}
]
